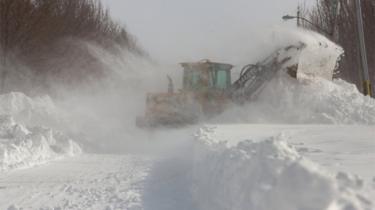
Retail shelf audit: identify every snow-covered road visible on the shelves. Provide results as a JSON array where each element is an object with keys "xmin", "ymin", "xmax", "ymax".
[
  {"xmin": 0, "ymin": 147, "xmax": 196, "ymax": 210},
  {"xmin": 0, "ymin": 154, "xmax": 154, "ymax": 210}
]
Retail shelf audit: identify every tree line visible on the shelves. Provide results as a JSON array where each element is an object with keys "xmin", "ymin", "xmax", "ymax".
[
  {"xmin": 0, "ymin": 0, "xmax": 141, "ymax": 95},
  {"xmin": 301, "ymin": 0, "xmax": 374, "ymax": 94}
]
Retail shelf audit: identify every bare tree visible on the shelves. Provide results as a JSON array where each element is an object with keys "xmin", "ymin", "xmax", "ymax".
[
  {"xmin": 0, "ymin": 0, "xmax": 142, "ymax": 94},
  {"xmin": 303, "ymin": 0, "xmax": 375, "ymax": 92}
]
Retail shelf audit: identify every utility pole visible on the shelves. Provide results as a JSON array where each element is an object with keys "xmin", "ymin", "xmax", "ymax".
[
  {"xmin": 297, "ymin": 6, "xmax": 301, "ymax": 27},
  {"xmin": 355, "ymin": 0, "xmax": 372, "ymax": 96}
]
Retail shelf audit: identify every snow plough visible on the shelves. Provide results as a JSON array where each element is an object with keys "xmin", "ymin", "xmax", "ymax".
[{"xmin": 136, "ymin": 42, "xmax": 337, "ymax": 128}]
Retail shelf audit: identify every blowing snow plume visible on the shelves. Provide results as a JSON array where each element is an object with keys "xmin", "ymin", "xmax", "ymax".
[{"xmin": 215, "ymin": 29, "xmax": 375, "ymax": 125}]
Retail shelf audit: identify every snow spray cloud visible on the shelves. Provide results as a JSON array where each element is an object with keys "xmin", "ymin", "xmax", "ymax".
[
  {"xmin": 51, "ymin": 28, "xmax": 348, "ymax": 153},
  {"xmin": 214, "ymin": 29, "xmax": 375, "ymax": 125},
  {"xmin": 50, "ymin": 42, "xmax": 186, "ymax": 153},
  {"xmin": 40, "ymin": 24, "xmax": 350, "ymax": 154}
]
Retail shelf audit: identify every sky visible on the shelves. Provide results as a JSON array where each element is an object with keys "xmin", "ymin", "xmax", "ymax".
[{"xmin": 101, "ymin": 0, "xmax": 307, "ymax": 64}]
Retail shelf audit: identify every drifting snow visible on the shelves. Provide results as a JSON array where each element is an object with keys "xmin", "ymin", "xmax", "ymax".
[
  {"xmin": 192, "ymin": 126, "xmax": 373, "ymax": 210},
  {"xmin": 0, "ymin": 92, "xmax": 81, "ymax": 172}
]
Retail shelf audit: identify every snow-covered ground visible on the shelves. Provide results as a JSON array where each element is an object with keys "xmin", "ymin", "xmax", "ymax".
[
  {"xmin": 0, "ymin": 128, "xmax": 197, "ymax": 210},
  {"xmin": 0, "ymin": 124, "xmax": 373, "ymax": 210}
]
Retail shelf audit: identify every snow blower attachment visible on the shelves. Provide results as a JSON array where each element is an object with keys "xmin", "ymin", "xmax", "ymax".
[
  {"xmin": 229, "ymin": 43, "xmax": 307, "ymax": 103},
  {"xmin": 136, "ymin": 43, "xmax": 318, "ymax": 128}
]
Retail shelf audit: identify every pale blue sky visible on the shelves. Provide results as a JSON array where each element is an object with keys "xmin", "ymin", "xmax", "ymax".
[{"xmin": 101, "ymin": 0, "xmax": 308, "ymax": 63}]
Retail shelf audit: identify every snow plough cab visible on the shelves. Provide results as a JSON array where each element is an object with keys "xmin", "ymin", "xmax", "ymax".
[
  {"xmin": 136, "ymin": 43, "xmax": 309, "ymax": 128},
  {"xmin": 136, "ymin": 61, "xmax": 233, "ymax": 127}
]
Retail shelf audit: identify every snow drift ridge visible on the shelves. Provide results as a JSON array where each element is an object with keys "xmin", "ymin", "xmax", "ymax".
[{"xmin": 192, "ymin": 126, "xmax": 373, "ymax": 210}]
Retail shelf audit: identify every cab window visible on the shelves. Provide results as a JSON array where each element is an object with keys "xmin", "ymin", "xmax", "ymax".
[{"xmin": 215, "ymin": 70, "xmax": 229, "ymax": 89}]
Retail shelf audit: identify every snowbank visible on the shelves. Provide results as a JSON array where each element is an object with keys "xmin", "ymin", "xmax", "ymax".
[
  {"xmin": 217, "ymin": 75, "xmax": 375, "ymax": 124},
  {"xmin": 192, "ymin": 126, "xmax": 373, "ymax": 210},
  {"xmin": 0, "ymin": 115, "xmax": 81, "ymax": 172},
  {"xmin": 0, "ymin": 92, "xmax": 81, "ymax": 172}
]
